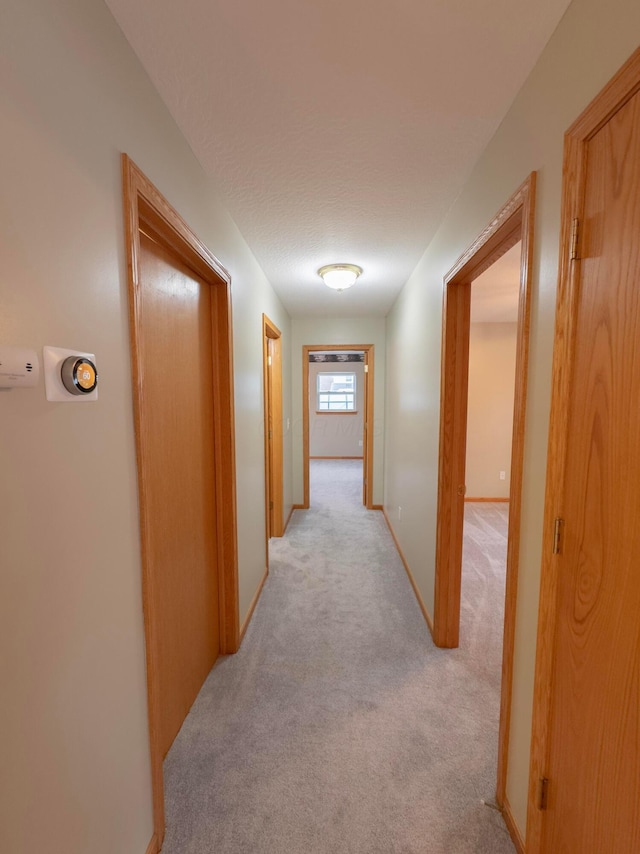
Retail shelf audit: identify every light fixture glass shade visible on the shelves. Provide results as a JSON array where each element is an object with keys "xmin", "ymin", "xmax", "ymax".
[{"xmin": 318, "ymin": 264, "xmax": 363, "ymax": 291}]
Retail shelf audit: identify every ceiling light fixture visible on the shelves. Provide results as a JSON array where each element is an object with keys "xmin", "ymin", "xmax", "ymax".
[{"xmin": 318, "ymin": 263, "xmax": 363, "ymax": 292}]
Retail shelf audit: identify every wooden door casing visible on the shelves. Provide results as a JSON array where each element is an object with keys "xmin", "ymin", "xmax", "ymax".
[
  {"xmin": 302, "ymin": 344, "xmax": 375, "ymax": 509},
  {"xmin": 122, "ymin": 155, "xmax": 239, "ymax": 849},
  {"xmin": 263, "ymin": 315, "xmax": 284, "ymax": 540},
  {"xmin": 433, "ymin": 175, "xmax": 536, "ymax": 819}
]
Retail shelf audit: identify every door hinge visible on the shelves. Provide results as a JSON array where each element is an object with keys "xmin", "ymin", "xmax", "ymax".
[
  {"xmin": 364, "ymin": 364, "xmax": 369, "ymax": 373},
  {"xmin": 267, "ymin": 355, "xmax": 272, "ymax": 366},
  {"xmin": 570, "ymin": 217, "xmax": 580, "ymax": 261},
  {"xmin": 269, "ymin": 501, "xmax": 273, "ymax": 510},
  {"xmin": 537, "ymin": 777, "xmax": 550, "ymax": 811},
  {"xmin": 268, "ymin": 429, "xmax": 272, "ymax": 439},
  {"xmin": 553, "ymin": 517, "xmax": 564, "ymax": 555}
]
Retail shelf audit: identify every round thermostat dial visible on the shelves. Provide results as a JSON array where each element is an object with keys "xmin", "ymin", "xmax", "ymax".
[{"xmin": 61, "ymin": 356, "xmax": 98, "ymax": 395}]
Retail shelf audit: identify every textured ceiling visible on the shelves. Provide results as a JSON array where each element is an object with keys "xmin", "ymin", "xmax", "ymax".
[{"xmin": 104, "ymin": 0, "xmax": 570, "ymax": 317}]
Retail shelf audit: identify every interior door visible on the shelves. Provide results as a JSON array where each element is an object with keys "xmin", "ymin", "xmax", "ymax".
[
  {"xmin": 138, "ymin": 229, "xmax": 220, "ymax": 758},
  {"xmin": 263, "ymin": 320, "xmax": 283, "ymax": 538},
  {"xmin": 266, "ymin": 336, "xmax": 274, "ymax": 538},
  {"xmin": 541, "ymin": 83, "xmax": 640, "ymax": 852},
  {"xmin": 362, "ymin": 352, "xmax": 369, "ymax": 505}
]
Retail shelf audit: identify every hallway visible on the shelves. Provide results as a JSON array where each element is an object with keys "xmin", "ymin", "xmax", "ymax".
[{"xmin": 161, "ymin": 461, "xmax": 514, "ymax": 853}]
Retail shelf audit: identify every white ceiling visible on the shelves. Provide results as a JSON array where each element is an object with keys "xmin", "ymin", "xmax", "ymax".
[
  {"xmin": 104, "ymin": 0, "xmax": 570, "ymax": 317},
  {"xmin": 471, "ymin": 241, "xmax": 521, "ymax": 323}
]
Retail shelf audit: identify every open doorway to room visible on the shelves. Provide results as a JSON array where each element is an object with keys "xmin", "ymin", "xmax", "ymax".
[
  {"xmin": 460, "ymin": 242, "xmax": 521, "ymax": 804},
  {"xmin": 309, "ymin": 350, "xmax": 365, "ymax": 508},
  {"xmin": 434, "ymin": 173, "xmax": 535, "ymax": 821},
  {"xmin": 302, "ymin": 344, "xmax": 374, "ymax": 510}
]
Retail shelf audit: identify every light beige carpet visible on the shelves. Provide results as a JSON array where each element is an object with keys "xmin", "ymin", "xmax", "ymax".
[{"xmin": 162, "ymin": 460, "xmax": 515, "ymax": 853}]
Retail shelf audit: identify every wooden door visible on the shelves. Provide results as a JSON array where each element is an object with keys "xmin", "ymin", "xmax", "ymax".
[
  {"xmin": 539, "ymin": 68, "xmax": 640, "ymax": 852},
  {"xmin": 138, "ymin": 230, "xmax": 220, "ymax": 758},
  {"xmin": 362, "ymin": 352, "xmax": 369, "ymax": 506},
  {"xmin": 264, "ymin": 336, "xmax": 273, "ymax": 540},
  {"xmin": 263, "ymin": 316, "xmax": 283, "ymax": 539}
]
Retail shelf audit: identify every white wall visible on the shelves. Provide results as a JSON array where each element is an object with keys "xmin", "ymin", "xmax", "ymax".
[
  {"xmin": 466, "ymin": 323, "xmax": 517, "ymax": 499},
  {"xmin": 309, "ymin": 361, "xmax": 364, "ymax": 457},
  {"xmin": 0, "ymin": 1, "xmax": 290, "ymax": 852},
  {"xmin": 292, "ymin": 318, "xmax": 385, "ymax": 505},
  {"xmin": 383, "ymin": 0, "xmax": 640, "ymax": 835}
]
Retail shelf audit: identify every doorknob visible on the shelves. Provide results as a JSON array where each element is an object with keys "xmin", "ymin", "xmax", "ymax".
[{"xmin": 457, "ymin": 484, "xmax": 466, "ymax": 496}]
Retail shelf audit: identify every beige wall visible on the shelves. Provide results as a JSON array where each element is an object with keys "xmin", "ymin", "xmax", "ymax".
[
  {"xmin": 292, "ymin": 318, "xmax": 385, "ymax": 505},
  {"xmin": 309, "ymin": 361, "xmax": 365, "ymax": 457},
  {"xmin": 0, "ymin": 1, "xmax": 291, "ymax": 852},
  {"xmin": 466, "ymin": 323, "xmax": 517, "ymax": 499},
  {"xmin": 383, "ymin": 0, "xmax": 640, "ymax": 836}
]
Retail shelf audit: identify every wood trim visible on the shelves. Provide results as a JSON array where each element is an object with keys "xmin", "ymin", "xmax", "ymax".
[
  {"xmin": 309, "ymin": 455, "xmax": 364, "ymax": 460},
  {"xmin": 433, "ymin": 174, "xmax": 536, "ymax": 813},
  {"xmin": 240, "ymin": 567, "xmax": 269, "ymax": 643},
  {"xmin": 302, "ymin": 344, "xmax": 374, "ymax": 509},
  {"xmin": 122, "ymin": 154, "xmax": 239, "ymax": 847},
  {"xmin": 364, "ymin": 350, "xmax": 374, "ymax": 509},
  {"xmin": 464, "ymin": 497, "xmax": 510, "ymax": 503},
  {"xmin": 283, "ymin": 505, "xmax": 296, "ymax": 533},
  {"xmin": 371, "ymin": 504, "xmax": 384, "ymax": 511},
  {"xmin": 145, "ymin": 835, "xmax": 159, "ymax": 854},
  {"xmin": 526, "ymin": 47, "xmax": 640, "ymax": 854},
  {"xmin": 263, "ymin": 315, "xmax": 284, "ymax": 543},
  {"xmin": 434, "ymin": 277, "xmax": 471, "ymax": 647},
  {"xmin": 568, "ymin": 46, "xmax": 640, "ymax": 140},
  {"xmin": 382, "ymin": 508, "xmax": 435, "ymax": 639},
  {"xmin": 496, "ymin": 172, "xmax": 536, "ymax": 807},
  {"xmin": 503, "ymin": 797, "xmax": 526, "ymax": 854},
  {"xmin": 212, "ymin": 278, "xmax": 241, "ymax": 655}
]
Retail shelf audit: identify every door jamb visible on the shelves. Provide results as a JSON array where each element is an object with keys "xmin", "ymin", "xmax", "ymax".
[
  {"xmin": 433, "ymin": 173, "xmax": 536, "ymax": 808},
  {"xmin": 302, "ymin": 344, "xmax": 374, "ymax": 509},
  {"xmin": 122, "ymin": 154, "xmax": 239, "ymax": 848},
  {"xmin": 526, "ymin": 48, "xmax": 640, "ymax": 853},
  {"xmin": 263, "ymin": 314, "xmax": 284, "ymax": 543}
]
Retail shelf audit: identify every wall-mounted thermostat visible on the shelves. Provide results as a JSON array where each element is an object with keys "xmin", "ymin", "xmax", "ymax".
[
  {"xmin": 0, "ymin": 347, "xmax": 40, "ymax": 390},
  {"xmin": 43, "ymin": 346, "xmax": 99, "ymax": 402},
  {"xmin": 60, "ymin": 356, "xmax": 98, "ymax": 395}
]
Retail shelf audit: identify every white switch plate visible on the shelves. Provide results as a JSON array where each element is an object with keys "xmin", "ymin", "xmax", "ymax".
[
  {"xmin": 44, "ymin": 346, "xmax": 98, "ymax": 402},
  {"xmin": 499, "ymin": 470, "xmax": 506, "ymax": 480}
]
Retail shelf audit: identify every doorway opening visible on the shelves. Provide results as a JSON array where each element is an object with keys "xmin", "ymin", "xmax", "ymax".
[
  {"xmin": 302, "ymin": 344, "xmax": 374, "ymax": 509},
  {"xmin": 434, "ymin": 173, "xmax": 536, "ymax": 812},
  {"xmin": 122, "ymin": 155, "xmax": 239, "ymax": 850}
]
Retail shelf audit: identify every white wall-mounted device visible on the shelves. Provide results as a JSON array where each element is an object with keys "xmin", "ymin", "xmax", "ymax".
[
  {"xmin": 0, "ymin": 347, "xmax": 40, "ymax": 390},
  {"xmin": 43, "ymin": 346, "xmax": 99, "ymax": 402}
]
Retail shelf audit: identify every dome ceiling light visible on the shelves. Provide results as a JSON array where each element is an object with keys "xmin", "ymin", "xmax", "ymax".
[{"xmin": 317, "ymin": 263, "xmax": 363, "ymax": 292}]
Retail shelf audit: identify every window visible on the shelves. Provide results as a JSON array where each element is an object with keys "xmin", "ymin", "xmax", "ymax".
[{"xmin": 316, "ymin": 372, "xmax": 356, "ymax": 411}]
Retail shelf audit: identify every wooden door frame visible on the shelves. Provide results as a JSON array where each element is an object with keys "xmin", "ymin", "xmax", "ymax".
[
  {"xmin": 302, "ymin": 344, "xmax": 374, "ymax": 509},
  {"xmin": 263, "ymin": 314, "xmax": 284, "ymax": 542},
  {"xmin": 433, "ymin": 174, "xmax": 536, "ymax": 808},
  {"xmin": 122, "ymin": 155, "xmax": 239, "ymax": 851},
  {"xmin": 526, "ymin": 49, "xmax": 640, "ymax": 853}
]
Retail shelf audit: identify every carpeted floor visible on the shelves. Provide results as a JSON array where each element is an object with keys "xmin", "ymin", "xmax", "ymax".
[{"xmin": 162, "ymin": 460, "xmax": 514, "ymax": 853}]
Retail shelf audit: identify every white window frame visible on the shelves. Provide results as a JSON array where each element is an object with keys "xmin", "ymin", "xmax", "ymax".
[{"xmin": 316, "ymin": 372, "xmax": 356, "ymax": 412}]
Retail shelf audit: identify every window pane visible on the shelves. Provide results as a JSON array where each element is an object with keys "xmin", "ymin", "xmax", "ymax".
[{"xmin": 316, "ymin": 372, "xmax": 356, "ymax": 411}]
